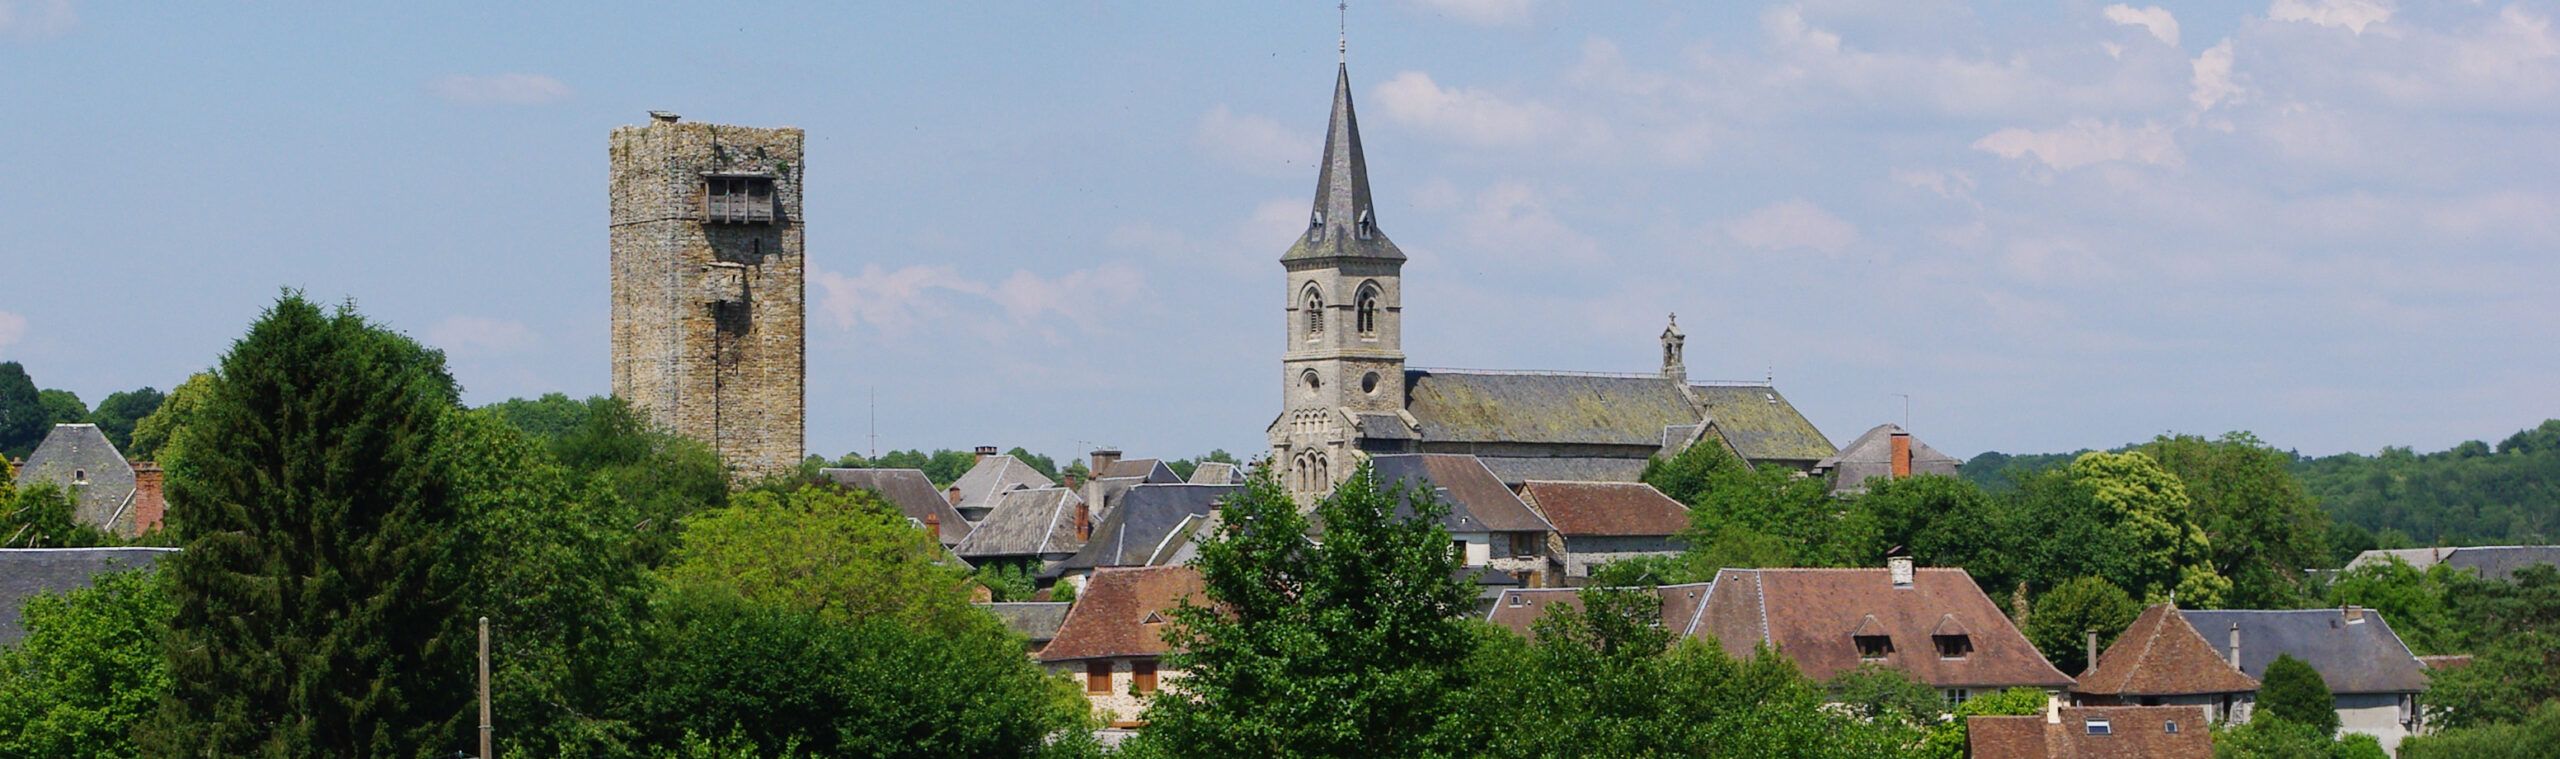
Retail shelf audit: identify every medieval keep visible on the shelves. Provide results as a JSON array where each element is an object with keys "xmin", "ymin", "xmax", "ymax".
[
  {"xmin": 1267, "ymin": 63, "xmax": 1835, "ymax": 497},
  {"xmin": 608, "ymin": 112, "xmax": 806, "ymax": 477}
]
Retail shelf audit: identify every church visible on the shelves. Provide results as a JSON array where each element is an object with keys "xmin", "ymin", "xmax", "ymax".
[{"xmin": 1266, "ymin": 59, "xmax": 1837, "ymax": 497}]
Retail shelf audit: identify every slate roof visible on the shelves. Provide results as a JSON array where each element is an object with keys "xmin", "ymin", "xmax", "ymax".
[
  {"xmin": 0, "ymin": 547, "xmax": 177, "ymax": 644},
  {"xmin": 1186, "ymin": 462, "xmax": 1243, "ymax": 485},
  {"xmin": 1098, "ymin": 458, "xmax": 1182, "ymax": 484},
  {"xmin": 1039, "ymin": 566, "xmax": 1205, "ymax": 662},
  {"xmin": 1483, "ymin": 582, "xmax": 1713, "ymax": 639},
  {"xmin": 1281, "ymin": 64, "xmax": 1404, "ymax": 263},
  {"xmin": 2348, "ymin": 545, "xmax": 2560, "ymax": 582},
  {"xmin": 2177, "ymin": 609, "xmax": 2429, "ymax": 694},
  {"xmin": 1404, "ymin": 370, "xmax": 1700, "ymax": 448},
  {"xmin": 952, "ymin": 487, "xmax": 1087, "ymax": 561},
  {"xmin": 1054, "ymin": 484, "xmax": 1241, "ymax": 572},
  {"xmin": 13, "ymin": 424, "xmax": 139, "ymax": 534},
  {"xmin": 978, "ymin": 602, "xmax": 1072, "ymax": 647},
  {"xmin": 948, "ymin": 455, "xmax": 1054, "ymax": 521},
  {"xmin": 2074, "ymin": 604, "xmax": 2260, "ymax": 697},
  {"xmin": 1367, "ymin": 454, "xmax": 1556, "ymax": 534},
  {"xmin": 1475, "ymin": 456, "xmax": 1649, "ymax": 486},
  {"xmin": 1695, "ymin": 567, "xmax": 2074, "ymax": 689},
  {"xmin": 1688, "ymin": 385, "xmax": 1838, "ymax": 464},
  {"xmin": 820, "ymin": 467, "xmax": 970, "ymax": 548},
  {"xmin": 1516, "ymin": 480, "xmax": 1691, "ymax": 538},
  {"xmin": 1969, "ymin": 706, "xmax": 2214, "ymax": 759},
  {"xmin": 1816, "ymin": 423, "xmax": 1963, "ymax": 494}
]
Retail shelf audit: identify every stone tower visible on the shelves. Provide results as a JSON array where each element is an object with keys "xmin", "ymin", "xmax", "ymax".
[
  {"xmin": 1270, "ymin": 63, "xmax": 1407, "ymax": 496},
  {"xmin": 608, "ymin": 112, "xmax": 805, "ymax": 478}
]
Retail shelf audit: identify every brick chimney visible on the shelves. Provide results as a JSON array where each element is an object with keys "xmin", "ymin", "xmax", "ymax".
[
  {"xmin": 1089, "ymin": 448, "xmax": 1122, "ymax": 476},
  {"xmin": 924, "ymin": 512, "xmax": 941, "ymax": 544},
  {"xmin": 2344, "ymin": 604, "xmax": 2364, "ymax": 623},
  {"xmin": 129, "ymin": 461, "xmax": 167, "ymax": 536},
  {"xmin": 946, "ymin": 485, "xmax": 963, "ymax": 507},
  {"xmin": 973, "ymin": 445, "xmax": 999, "ymax": 464},
  {"xmin": 1063, "ymin": 469, "xmax": 1084, "ymax": 490},
  {"xmin": 1889, "ymin": 430, "xmax": 1913, "ymax": 479},
  {"xmin": 1074, "ymin": 499, "xmax": 1092, "ymax": 541}
]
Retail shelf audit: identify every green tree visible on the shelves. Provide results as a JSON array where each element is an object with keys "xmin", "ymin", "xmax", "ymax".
[
  {"xmin": 2140, "ymin": 433, "xmax": 2330, "ymax": 608},
  {"xmin": 662, "ymin": 485, "xmax": 975, "ymax": 631},
  {"xmin": 1825, "ymin": 663, "xmax": 1946, "ymax": 730},
  {"xmin": 2258, "ymin": 654, "xmax": 2341, "ymax": 735},
  {"xmin": 35, "ymin": 388, "xmax": 86, "ymax": 429},
  {"xmin": 975, "ymin": 561, "xmax": 1040, "ymax": 603},
  {"xmin": 2424, "ymin": 565, "xmax": 2560, "ymax": 729},
  {"xmin": 1, "ymin": 483, "xmax": 113, "ymax": 548},
  {"xmin": 2322, "ymin": 557, "xmax": 2462, "ymax": 655},
  {"xmin": 2399, "ymin": 702, "xmax": 2560, "ymax": 759},
  {"xmin": 83, "ymin": 387, "xmax": 165, "ymax": 453},
  {"xmin": 2025, "ymin": 576, "xmax": 2141, "ymax": 674},
  {"xmin": 1133, "ymin": 463, "xmax": 1478, "ymax": 756},
  {"xmin": 478, "ymin": 392, "xmax": 597, "ymax": 443},
  {"xmin": 0, "ymin": 567, "xmax": 172, "ymax": 758},
  {"xmin": 546, "ymin": 396, "xmax": 730, "ymax": 568},
  {"xmin": 1921, "ymin": 689, "xmax": 2048, "ymax": 759},
  {"xmin": 1649, "ymin": 441, "xmax": 1874, "ymax": 572},
  {"xmin": 1167, "ymin": 449, "xmax": 1239, "ymax": 481},
  {"xmin": 1855, "ymin": 474, "xmax": 2015, "ymax": 593},
  {"xmin": 124, "ymin": 373, "xmax": 210, "ymax": 463},
  {"xmin": 2000, "ymin": 453, "xmax": 2228, "ymax": 605},
  {"xmin": 2210, "ymin": 718, "xmax": 2382, "ymax": 759},
  {"xmin": 0, "ymin": 362, "xmax": 43, "ymax": 458},
  {"xmin": 139, "ymin": 294, "xmax": 477, "ymax": 757}
]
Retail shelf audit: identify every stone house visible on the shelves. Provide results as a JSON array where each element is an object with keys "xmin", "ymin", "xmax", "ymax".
[
  {"xmin": 1, "ymin": 547, "xmax": 178, "ymax": 644},
  {"xmin": 952, "ymin": 487, "xmax": 1090, "ymax": 568},
  {"xmin": 977, "ymin": 601, "xmax": 1071, "ymax": 655},
  {"xmin": 2180, "ymin": 608, "xmax": 2431, "ymax": 752},
  {"xmin": 1968, "ymin": 705, "xmax": 2214, "ymax": 758},
  {"xmin": 1046, "ymin": 483, "xmax": 1240, "ymax": 590},
  {"xmin": 2071, "ymin": 604, "xmax": 2261, "ymax": 724},
  {"xmin": 1482, "ymin": 582, "xmax": 1714, "ymax": 640},
  {"xmin": 1039, "ymin": 566, "xmax": 1204, "ymax": 726},
  {"xmin": 1514, "ymin": 480, "xmax": 1690, "ymax": 581},
  {"xmin": 1691, "ymin": 558, "xmax": 2076, "ymax": 706},
  {"xmin": 946, "ymin": 448, "xmax": 1058, "ymax": 523},
  {"xmin": 1366, "ymin": 454, "xmax": 1555, "ymax": 587},
  {"xmin": 1814, "ymin": 423, "xmax": 1961, "ymax": 496},
  {"xmin": 819, "ymin": 467, "xmax": 972, "ymax": 550},
  {"xmin": 2348, "ymin": 545, "xmax": 2560, "ymax": 582},
  {"xmin": 12, "ymin": 424, "xmax": 162, "ymax": 536}
]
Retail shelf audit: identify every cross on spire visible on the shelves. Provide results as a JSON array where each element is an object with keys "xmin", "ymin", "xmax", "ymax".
[{"xmin": 1338, "ymin": 2, "xmax": 1349, "ymax": 64}]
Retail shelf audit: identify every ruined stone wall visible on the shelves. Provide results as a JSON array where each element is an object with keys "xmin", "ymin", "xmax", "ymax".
[{"xmin": 608, "ymin": 117, "xmax": 805, "ymax": 478}]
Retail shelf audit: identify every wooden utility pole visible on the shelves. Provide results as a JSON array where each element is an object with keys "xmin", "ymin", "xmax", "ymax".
[{"xmin": 478, "ymin": 616, "xmax": 492, "ymax": 759}]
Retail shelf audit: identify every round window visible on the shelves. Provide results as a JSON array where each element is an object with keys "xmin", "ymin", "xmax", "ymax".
[
  {"xmin": 1361, "ymin": 372, "xmax": 1381, "ymax": 394},
  {"xmin": 1301, "ymin": 370, "xmax": 1322, "ymax": 394}
]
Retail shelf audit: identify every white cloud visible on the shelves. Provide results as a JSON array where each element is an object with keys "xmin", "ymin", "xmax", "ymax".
[
  {"xmin": 2104, "ymin": 5, "xmax": 2181, "ymax": 47},
  {"xmin": 1407, "ymin": 0, "xmax": 1534, "ymax": 27},
  {"xmin": 1892, "ymin": 169, "xmax": 1976, "ymax": 202},
  {"xmin": 1374, "ymin": 71, "xmax": 1566, "ymax": 148},
  {"xmin": 1193, "ymin": 106, "xmax": 1318, "ymax": 177},
  {"xmin": 2269, "ymin": 0, "xmax": 2394, "ymax": 35},
  {"xmin": 813, "ymin": 262, "xmax": 1147, "ymax": 342},
  {"xmin": 2191, "ymin": 39, "xmax": 2241, "ymax": 110},
  {"xmin": 1973, "ymin": 119, "xmax": 2183, "ymax": 171},
  {"xmin": 812, "ymin": 264, "xmax": 980, "ymax": 336},
  {"xmin": 0, "ymin": 0, "xmax": 74, "ymax": 40},
  {"xmin": 1725, "ymin": 199, "xmax": 1861, "ymax": 254},
  {"xmin": 1454, "ymin": 181, "xmax": 1603, "ymax": 264},
  {"xmin": 429, "ymin": 73, "xmax": 572, "ymax": 106},
  {"xmin": 425, "ymin": 316, "xmax": 539, "ymax": 356},
  {"xmin": 0, "ymin": 310, "xmax": 25, "ymax": 351}
]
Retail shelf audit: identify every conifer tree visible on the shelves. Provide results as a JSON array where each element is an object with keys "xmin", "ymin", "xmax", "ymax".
[
  {"xmin": 140, "ymin": 294, "xmax": 474, "ymax": 757},
  {"xmin": 2259, "ymin": 653, "xmax": 2341, "ymax": 735}
]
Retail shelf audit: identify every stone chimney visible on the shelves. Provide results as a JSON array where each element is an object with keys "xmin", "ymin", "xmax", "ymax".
[
  {"xmin": 1889, "ymin": 430, "xmax": 1913, "ymax": 479},
  {"xmin": 1074, "ymin": 499, "xmax": 1093, "ymax": 541},
  {"xmin": 1887, "ymin": 551, "xmax": 1914, "ymax": 588},
  {"xmin": 129, "ymin": 462, "xmax": 167, "ymax": 536},
  {"xmin": 2344, "ymin": 604, "xmax": 2364, "ymax": 623},
  {"xmin": 946, "ymin": 485, "xmax": 964, "ymax": 507},
  {"xmin": 1089, "ymin": 448, "xmax": 1122, "ymax": 476},
  {"xmin": 974, "ymin": 445, "xmax": 999, "ymax": 464},
  {"xmin": 2229, "ymin": 623, "xmax": 2243, "ymax": 671},
  {"xmin": 2086, "ymin": 630, "xmax": 2101, "ymax": 676},
  {"xmin": 924, "ymin": 512, "xmax": 941, "ymax": 544}
]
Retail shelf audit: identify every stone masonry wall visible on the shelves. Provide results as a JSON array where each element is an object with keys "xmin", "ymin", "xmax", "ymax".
[{"xmin": 609, "ymin": 117, "xmax": 806, "ymax": 478}]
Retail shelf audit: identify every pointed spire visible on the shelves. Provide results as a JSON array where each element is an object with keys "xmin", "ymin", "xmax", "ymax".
[{"xmin": 1283, "ymin": 62, "xmax": 1404, "ymax": 263}]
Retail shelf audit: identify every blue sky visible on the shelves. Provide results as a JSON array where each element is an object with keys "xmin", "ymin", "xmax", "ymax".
[{"xmin": 3, "ymin": 0, "xmax": 2554, "ymax": 464}]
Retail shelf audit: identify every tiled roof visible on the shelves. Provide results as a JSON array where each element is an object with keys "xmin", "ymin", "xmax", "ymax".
[
  {"xmin": 1695, "ymin": 567, "xmax": 2074, "ymax": 689},
  {"xmin": 952, "ymin": 487, "xmax": 1086, "ymax": 560},
  {"xmin": 1098, "ymin": 458, "xmax": 1182, "ymax": 484},
  {"xmin": 1969, "ymin": 706, "xmax": 2214, "ymax": 759},
  {"xmin": 2177, "ymin": 609, "xmax": 2429, "ymax": 694},
  {"xmin": 1816, "ymin": 423, "xmax": 1963, "ymax": 494},
  {"xmin": 1482, "ymin": 582, "xmax": 1714, "ymax": 639},
  {"xmin": 1689, "ymin": 385, "xmax": 1837, "ymax": 464},
  {"xmin": 1186, "ymin": 462, "xmax": 1243, "ymax": 485},
  {"xmin": 13, "ymin": 424, "xmax": 139, "ymax": 534},
  {"xmin": 1474, "ymin": 456, "xmax": 1649, "ymax": 485},
  {"xmin": 2348, "ymin": 545, "xmax": 2560, "ymax": 582},
  {"xmin": 2074, "ymin": 604, "xmax": 2260, "ymax": 697},
  {"xmin": 1404, "ymin": 370, "xmax": 1699, "ymax": 448},
  {"xmin": 1053, "ymin": 484, "xmax": 1240, "ymax": 572},
  {"xmin": 1517, "ymin": 480, "xmax": 1690, "ymax": 537},
  {"xmin": 1368, "ymin": 454, "xmax": 1556, "ymax": 534},
  {"xmin": 1039, "ymin": 566, "xmax": 1205, "ymax": 662},
  {"xmin": 0, "ymin": 547, "xmax": 177, "ymax": 644},
  {"xmin": 819, "ymin": 467, "xmax": 970, "ymax": 548},
  {"xmin": 947, "ymin": 455, "xmax": 1056, "ymax": 520},
  {"xmin": 977, "ymin": 602, "xmax": 1072, "ymax": 645}
]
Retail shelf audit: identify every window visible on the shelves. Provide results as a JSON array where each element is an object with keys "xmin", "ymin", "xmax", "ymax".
[
  {"xmin": 703, "ymin": 175, "xmax": 776, "ymax": 224},
  {"xmin": 1361, "ymin": 372, "xmax": 1381, "ymax": 394},
  {"xmin": 2165, "ymin": 720, "xmax": 2180, "ymax": 734},
  {"xmin": 1356, "ymin": 284, "xmax": 1381, "ymax": 335},
  {"xmin": 1303, "ymin": 287, "xmax": 1326, "ymax": 336},
  {"xmin": 71, "ymin": 469, "xmax": 87, "ymax": 484},
  {"xmin": 1944, "ymin": 689, "xmax": 1971, "ymax": 709},
  {"xmin": 1132, "ymin": 660, "xmax": 1159, "ymax": 694},
  {"xmin": 1854, "ymin": 635, "xmax": 1893, "ymax": 660},
  {"xmin": 2085, "ymin": 717, "xmax": 2112, "ymax": 736},
  {"xmin": 1086, "ymin": 661, "xmax": 1113, "ymax": 694},
  {"xmin": 1933, "ymin": 634, "xmax": 1973, "ymax": 659}
]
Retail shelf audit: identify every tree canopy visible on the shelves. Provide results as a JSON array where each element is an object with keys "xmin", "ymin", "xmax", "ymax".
[{"xmin": 2258, "ymin": 654, "xmax": 2341, "ymax": 735}]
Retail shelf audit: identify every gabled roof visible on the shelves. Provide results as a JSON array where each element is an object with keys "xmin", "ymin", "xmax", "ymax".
[
  {"xmin": 1053, "ymin": 484, "xmax": 1241, "ymax": 572},
  {"xmin": 948, "ymin": 455, "xmax": 1054, "ymax": 519},
  {"xmin": 820, "ymin": 467, "xmax": 970, "ymax": 548},
  {"xmin": 1098, "ymin": 458, "xmax": 1181, "ymax": 484},
  {"xmin": 2075, "ymin": 604, "xmax": 2260, "ymax": 697},
  {"xmin": 1968, "ymin": 706, "xmax": 2214, "ymax": 759},
  {"xmin": 1517, "ymin": 480, "xmax": 1690, "ymax": 538},
  {"xmin": 0, "ymin": 547, "xmax": 177, "ymax": 644},
  {"xmin": 1039, "ymin": 566, "xmax": 1205, "ymax": 662},
  {"xmin": 13, "ymin": 424, "xmax": 139, "ymax": 534},
  {"xmin": 1689, "ymin": 385, "xmax": 1837, "ymax": 464},
  {"xmin": 1483, "ymin": 582, "xmax": 1714, "ymax": 640},
  {"xmin": 952, "ymin": 487, "xmax": 1086, "ymax": 560},
  {"xmin": 1186, "ymin": 462, "xmax": 1243, "ymax": 485},
  {"xmin": 977, "ymin": 602, "xmax": 1072, "ymax": 646},
  {"xmin": 2348, "ymin": 545, "xmax": 2560, "ymax": 582},
  {"xmin": 1695, "ymin": 567, "xmax": 2073, "ymax": 689},
  {"xmin": 2177, "ymin": 608, "xmax": 2430, "ymax": 694},
  {"xmin": 1367, "ymin": 454, "xmax": 1556, "ymax": 534},
  {"xmin": 1475, "ymin": 456, "xmax": 1651, "ymax": 485},
  {"xmin": 1281, "ymin": 64, "xmax": 1403, "ymax": 263},
  {"xmin": 1404, "ymin": 370, "xmax": 1700, "ymax": 448},
  {"xmin": 1816, "ymin": 423, "xmax": 1962, "ymax": 494}
]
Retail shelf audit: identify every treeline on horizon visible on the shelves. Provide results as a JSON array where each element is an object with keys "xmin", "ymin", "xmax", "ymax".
[{"xmin": 1965, "ymin": 420, "xmax": 2560, "ymax": 556}]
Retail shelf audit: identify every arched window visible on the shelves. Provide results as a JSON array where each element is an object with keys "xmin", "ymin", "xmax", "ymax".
[
  {"xmin": 1356, "ymin": 283, "xmax": 1381, "ymax": 335},
  {"xmin": 1303, "ymin": 285, "xmax": 1326, "ymax": 336}
]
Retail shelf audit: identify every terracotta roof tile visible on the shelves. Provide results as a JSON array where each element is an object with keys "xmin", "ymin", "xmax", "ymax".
[
  {"xmin": 1517, "ymin": 481, "xmax": 1690, "ymax": 537},
  {"xmin": 1693, "ymin": 567, "xmax": 2074, "ymax": 689},
  {"xmin": 2074, "ymin": 604, "xmax": 2258, "ymax": 697},
  {"xmin": 1039, "ymin": 566, "xmax": 1204, "ymax": 662},
  {"xmin": 1969, "ymin": 706, "xmax": 2214, "ymax": 759}
]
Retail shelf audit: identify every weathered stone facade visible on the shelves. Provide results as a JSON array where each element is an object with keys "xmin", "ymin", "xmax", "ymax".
[{"xmin": 608, "ymin": 114, "xmax": 805, "ymax": 478}]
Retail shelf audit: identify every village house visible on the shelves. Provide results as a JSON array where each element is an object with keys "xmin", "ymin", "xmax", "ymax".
[
  {"xmin": 820, "ymin": 467, "xmax": 972, "ymax": 550},
  {"xmin": 2179, "ymin": 607, "xmax": 2432, "ymax": 752},
  {"xmin": 2347, "ymin": 544, "xmax": 2560, "ymax": 582},
  {"xmin": 0, "ymin": 547, "xmax": 178, "ymax": 645},
  {"xmin": 1046, "ymin": 483, "xmax": 1240, "ymax": 590},
  {"xmin": 952, "ymin": 487, "xmax": 1090, "ymax": 569},
  {"xmin": 1968, "ymin": 704, "xmax": 2214, "ymax": 759},
  {"xmin": 2071, "ymin": 604, "xmax": 2261, "ymax": 724},
  {"xmin": 12, "ymin": 423, "xmax": 165, "ymax": 537},
  {"xmin": 1814, "ymin": 423, "xmax": 1961, "ymax": 496},
  {"xmin": 1692, "ymin": 557, "xmax": 2076, "ymax": 706},
  {"xmin": 945, "ymin": 447, "xmax": 1057, "ymax": 523},
  {"xmin": 1038, "ymin": 565, "xmax": 1204, "ymax": 726},
  {"xmin": 1367, "ymin": 454, "xmax": 1556, "ymax": 590},
  {"xmin": 1482, "ymin": 582, "xmax": 1713, "ymax": 639},
  {"xmin": 1513, "ymin": 480, "xmax": 1690, "ymax": 582}
]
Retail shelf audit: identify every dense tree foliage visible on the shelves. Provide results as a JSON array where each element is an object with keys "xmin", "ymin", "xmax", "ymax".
[
  {"xmin": 1641, "ymin": 441, "xmax": 1875, "ymax": 574},
  {"xmin": 34, "ymin": 388, "xmax": 85, "ymax": 432},
  {"xmin": 124, "ymin": 373, "xmax": 210, "ymax": 463},
  {"xmin": 2399, "ymin": 702, "xmax": 2560, "ymax": 759},
  {"xmin": 2141, "ymin": 433, "xmax": 2329, "ymax": 608},
  {"xmin": 825, "ymin": 446, "xmax": 1069, "ymax": 485},
  {"xmin": 2, "ymin": 483, "xmax": 114, "ymax": 548},
  {"xmin": 2024, "ymin": 576, "xmax": 2140, "ymax": 675},
  {"xmin": 2258, "ymin": 654, "xmax": 2341, "ymax": 735},
  {"xmin": 0, "ymin": 567, "xmax": 171, "ymax": 758},
  {"xmin": 2211, "ymin": 718, "xmax": 2386, "ymax": 759},
  {"xmin": 0, "ymin": 362, "xmax": 44, "ymax": 458},
  {"xmin": 2298, "ymin": 420, "xmax": 2560, "ymax": 546},
  {"xmin": 662, "ymin": 485, "xmax": 976, "ymax": 631},
  {"xmin": 2424, "ymin": 565, "xmax": 2560, "ymax": 730},
  {"xmin": 85, "ymin": 387, "xmax": 166, "ymax": 453},
  {"xmin": 2322, "ymin": 558, "xmax": 2466, "ymax": 655}
]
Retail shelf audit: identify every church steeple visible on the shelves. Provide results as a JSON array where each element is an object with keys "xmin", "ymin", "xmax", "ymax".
[{"xmin": 1283, "ymin": 64, "xmax": 1404, "ymax": 262}]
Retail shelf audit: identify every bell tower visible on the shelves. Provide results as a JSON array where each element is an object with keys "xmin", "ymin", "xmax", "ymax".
[{"xmin": 1270, "ymin": 61, "xmax": 1406, "ymax": 496}]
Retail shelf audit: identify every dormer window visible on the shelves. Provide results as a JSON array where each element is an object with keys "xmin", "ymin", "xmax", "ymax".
[
  {"xmin": 703, "ymin": 175, "xmax": 775, "ymax": 224},
  {"xmin": 1933, "ymin": 634, "xmax": 1973, "ymax": 659},
  {"xmin": 2085, "ymin": 717, "xmax": 2112, "ymax": 736},
  {"xmin": 1854, "ymin": 634, "xmax": 1893, "ymax": 660},
  {"xmin": 71, "ymin": 469, "xmax": 87, "ymax": 484},
  {"xmin": 1355, "ymin": 208, "xmax": 1374, "ymax": 240}
]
